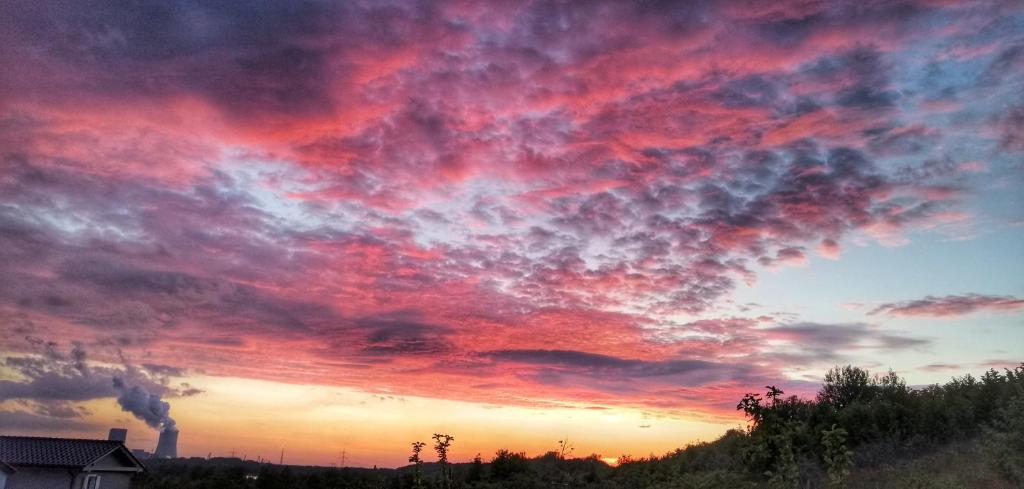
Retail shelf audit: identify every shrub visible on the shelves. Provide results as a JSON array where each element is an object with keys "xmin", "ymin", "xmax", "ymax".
[
  {"xmin": 821, "ymin": 424, "xmax": 853, "ymax": 488},
  {"xmin": 490, "ymin": 450, "xmax": 531, "ymax": 480},
  {"xmin": 984, "ymin": 390, "xmax": 1024, "ymax": 484},
  {"xmin": 764, "ymin": 431, "xmax": 799, "ymax": 489}
]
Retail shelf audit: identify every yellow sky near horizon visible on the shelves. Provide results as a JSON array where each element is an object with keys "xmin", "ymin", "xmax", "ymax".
[{"xmin": 3, "ymin": 374, "xmax": 739, "ymax": 467}]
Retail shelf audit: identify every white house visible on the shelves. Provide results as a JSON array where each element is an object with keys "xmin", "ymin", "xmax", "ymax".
[{"xmin": 0, "ymin": 436, "xmax": 145, "ymax": 489}]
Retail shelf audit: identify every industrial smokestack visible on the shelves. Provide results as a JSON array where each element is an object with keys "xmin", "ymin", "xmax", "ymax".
[
  {"xmin": 108, "ymin": 428, "xmax": 127, "ymax": 443},
  {"xmin": 154, "ymin": 428, "xmax": 178, "ymax": 459}
]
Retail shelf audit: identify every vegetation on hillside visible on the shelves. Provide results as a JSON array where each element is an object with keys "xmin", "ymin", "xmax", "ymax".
[{"xmin": 134, "ymin": 364, "xmax": 1024, "ymax": 489}]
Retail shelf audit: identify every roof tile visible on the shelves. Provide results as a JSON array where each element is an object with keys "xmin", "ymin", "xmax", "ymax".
[{"xmin": 0, "ymin": 436, "xmax": 124, "ymax": 468}]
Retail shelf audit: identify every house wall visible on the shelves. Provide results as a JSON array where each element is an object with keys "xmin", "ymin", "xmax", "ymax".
[
  {"xmin": 7, "ymin": 469, "xmax": 134, "ymax": 489},
  {"xmin": 6, "ymin": 467, "xmax": 74, "ymax": 489},
  {"xmin": 73, "ymin": 472, "xmax": 133, "ymax": 489},
  {"xmin": 0, "ymin": 471, "xmax": 7, "ymax": 489},
  {"xmin": 79, "ymin": 449, "xmax": 140, "ymax": 488}
]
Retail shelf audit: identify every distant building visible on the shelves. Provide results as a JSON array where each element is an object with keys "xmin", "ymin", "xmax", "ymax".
[
  {"xmin": 107, "ymin": 429, "xmax": 127, "ymax": 443},
  {"xmin": 0, "ymin": 436, "xmax": 145, "ymax": 489},
  {"xmin": 153, "ymin": 429, "xmax": 178, "ymax": 459},
  {"xmin": 130, "ymin": 449, "xmax": 152, "ymax": 460}
]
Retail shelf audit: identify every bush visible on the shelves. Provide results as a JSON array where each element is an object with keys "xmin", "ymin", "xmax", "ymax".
[
  {"xmin": 821, "ymin": 424, "xmax": 853, "ymax": 488},
  {"xmin": 984, "ymin": 390, "xmax": 1024, "ymax": 484},
  {"xmin": 490, "ymin": 450, "xmax": 531, "ymax": 480}
]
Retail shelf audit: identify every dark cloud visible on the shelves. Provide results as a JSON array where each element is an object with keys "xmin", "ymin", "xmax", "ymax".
[
  {"xmin": 762, "ymin": 322, "xmax": 929, "ymax": 363},
  {"xmin": 993, "ymin": 105, "xmax": 1024, "ymax": 152},
  {"xmin": 485, "ymin": 349, "xmax": 744, "ymax": 382},
  {"xmin": 803, "ymin": 45, "xmax": 898, "ymax": 109},
  {"xmin": 29, "ymin": 400, "xmax": 91, "ymax": 419},
  {"xmin": 920, "ymin": 363, "xmax": 960, "ymax": 372},
  {"xmin": 867, "ymin": 125, "xmax": 940, "ymax": 156},
  {"xmin": 893, "ymin": 157, "xmax": 960, "ymax": 182},
  {"xmin": 357, "ymin": 317, "xmax": 453, "ymax": 356},
  {"xmin": 177, "ymin": 383, "xmax": 204, "ymax": 397},
  {"xmin": 0, "ymin": 161, "xmax": 346, "ymax": 337},
  {"xmin": 0, "ymin": 370, "xmax": 114, "ymax": 402},
  {"xmin": 714, "ymin": 75, "xmax": 780, "ymax": 109},
  {"xmin": 142, "ymin": 363, "xmax": 186, "ymax": 379},
  {"xmin": 0, "ymin": 342, "xmax": 118, "ymax": 402},
  {"xmin": 979, "ymin": 44, "xmax": 1024, "ymax": 85},
  {"xmin": 0, "ymin": 409, "xmax": 97, "ymax": 432},
  {"xmin": 0, "ymin": 0, "xmax": 360, "ymax": 119},
  {"xmin": 758, "ymin": 246, "xmax": 806, "ymax": 267},
  {"xmin": 869, "ymin": 294, "xmax": 1024, "ymax": 317}
]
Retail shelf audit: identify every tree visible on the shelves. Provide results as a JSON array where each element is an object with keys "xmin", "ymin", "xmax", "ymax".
[
  {"xmin": 466, "ymin": 453, "xmax": 483, "ymax": 484},
  {"xmin": 984, "ymin": 370, "xmax": 1024, "ymax": 485},
  {"xmin": 819, "ymin": 366, "xmax": 873, "ymax": 409},
  {"xmin": 490, "ymin": 449, "xmax": 530, "ymax": 480},
  {"xmin": 557, "ymin": 437, "xmax": 574, "ymax": 459},
  {"xmin": 737, "ymin": 392, "xmax": 765, "ymax": 427},
  {"xmin": 766, "ymin": 385, "xmax": 784, "ymax": 406},
  {"xmin": 433, "ymin": 433, "xmax": 455, "ymax": 489},
  {"xmin": 409, "ymin": 441, "xmax": 426, "ymax": 489}
]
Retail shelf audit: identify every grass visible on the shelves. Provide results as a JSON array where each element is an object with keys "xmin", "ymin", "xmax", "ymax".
[{"xmin": 846, "ymin": 439, "xmax": 1013, "ymax": 489}]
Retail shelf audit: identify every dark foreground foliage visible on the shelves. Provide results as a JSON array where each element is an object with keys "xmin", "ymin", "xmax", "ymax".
[{"xmin": 135, "ymin": 364, "xmax": 1024, "ymax": 489}]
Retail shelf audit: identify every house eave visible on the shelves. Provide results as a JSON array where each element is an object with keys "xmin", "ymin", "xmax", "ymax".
[{"xmin": 82, "ymin": 466, "xmax": 145, "ymax": 473}]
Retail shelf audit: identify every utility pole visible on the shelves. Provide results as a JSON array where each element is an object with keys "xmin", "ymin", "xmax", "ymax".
[
  {"xmin": 341, "ymin": 449, "xmax": 346, "ymax": 467},
  {"xmin": 280, "ymin": 448, "xmax": 284, "ymax": 465}
]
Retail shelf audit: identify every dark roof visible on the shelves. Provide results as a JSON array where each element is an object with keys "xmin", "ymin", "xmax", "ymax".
[
  {"xmin": 0, "ymin": 436, "xmax": 143, "ymax": 470},
  {"xmin": 0, "ymin": 460, "xmax": 15, "ymax": 473}
]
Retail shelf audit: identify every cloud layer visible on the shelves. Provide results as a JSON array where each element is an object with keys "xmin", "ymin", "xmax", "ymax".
[
  {"xmin": 1, "ymin": 0, "xmax": 1022, "ymax": 428},
  {"xmin": 870, "ymin": 294, "xmax": 1024, "ymax": 317}
]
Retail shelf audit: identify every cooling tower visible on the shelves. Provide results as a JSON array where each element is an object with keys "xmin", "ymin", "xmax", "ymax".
[
  {"xmin": 154, "ymin": 428, "xmax": 178, "ymax": 458},
  {"xmin": 108, "ymin": 428, "xmax": 127, "ymax": 442}
]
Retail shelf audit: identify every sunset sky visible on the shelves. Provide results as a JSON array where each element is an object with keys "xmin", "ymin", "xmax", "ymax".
[{"xmin": 1, "ymin": 0, "xmax": 1022, "ymax": 468}]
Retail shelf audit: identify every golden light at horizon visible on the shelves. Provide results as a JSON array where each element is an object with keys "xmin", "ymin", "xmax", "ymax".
[{"xmin": 19, "ymin": 375, "xmax": 738, "ymax": 467}]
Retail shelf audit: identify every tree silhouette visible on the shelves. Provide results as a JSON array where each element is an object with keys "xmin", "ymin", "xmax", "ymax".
[
  {"xmin": 490, "ymin": 449, "xmax": 530, "ymax": 480},
  {"xmin": 467, "ymin": 453, "xmax": 484, "ymax": 483},
  {"xmin": 432, "ymin": 433, "xmax": 455, "ymax": 489},
  {"xmin": 557, "ymin": 437, "xmax": 574, "ymax": 459},
  {"xmin": 819, "ymin": 366, "xmax": 872, "ymax": 409},
  {"xmin": 409, "ymin": 441, "xmax": 426, "ymax": 489},
  {"xmin": 765, "ymin": 385, "xmax": 784, "ymax": 406},
  {"xmin": 737, "ymin": 392, "xmax": 764, "ymax": 426}
]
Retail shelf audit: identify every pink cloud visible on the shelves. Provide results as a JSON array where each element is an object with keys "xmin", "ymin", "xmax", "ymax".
[
  {"xmin": 0, "ymin": 0, "xmax": 1018, "ymax": 427},
  {"xmin": 817, "ymin": 238, "xmax": 842, "ymax": 260}
]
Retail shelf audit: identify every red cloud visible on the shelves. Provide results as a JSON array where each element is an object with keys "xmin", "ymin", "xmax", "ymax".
[{"xmin": 0, "ymin": 0, "xmax": 1019, "ymax": 426}]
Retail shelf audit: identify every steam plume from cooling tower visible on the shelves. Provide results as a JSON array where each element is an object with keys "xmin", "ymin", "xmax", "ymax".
[{"xmin": 112, "ymin": 376, "xmax": 176, "ymax": 432}]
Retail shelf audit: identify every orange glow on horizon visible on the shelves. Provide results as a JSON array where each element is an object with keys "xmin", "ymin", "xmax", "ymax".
[{"xmin": 4, "ymin": 374, "xmax": 737, "ymax": 468}]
